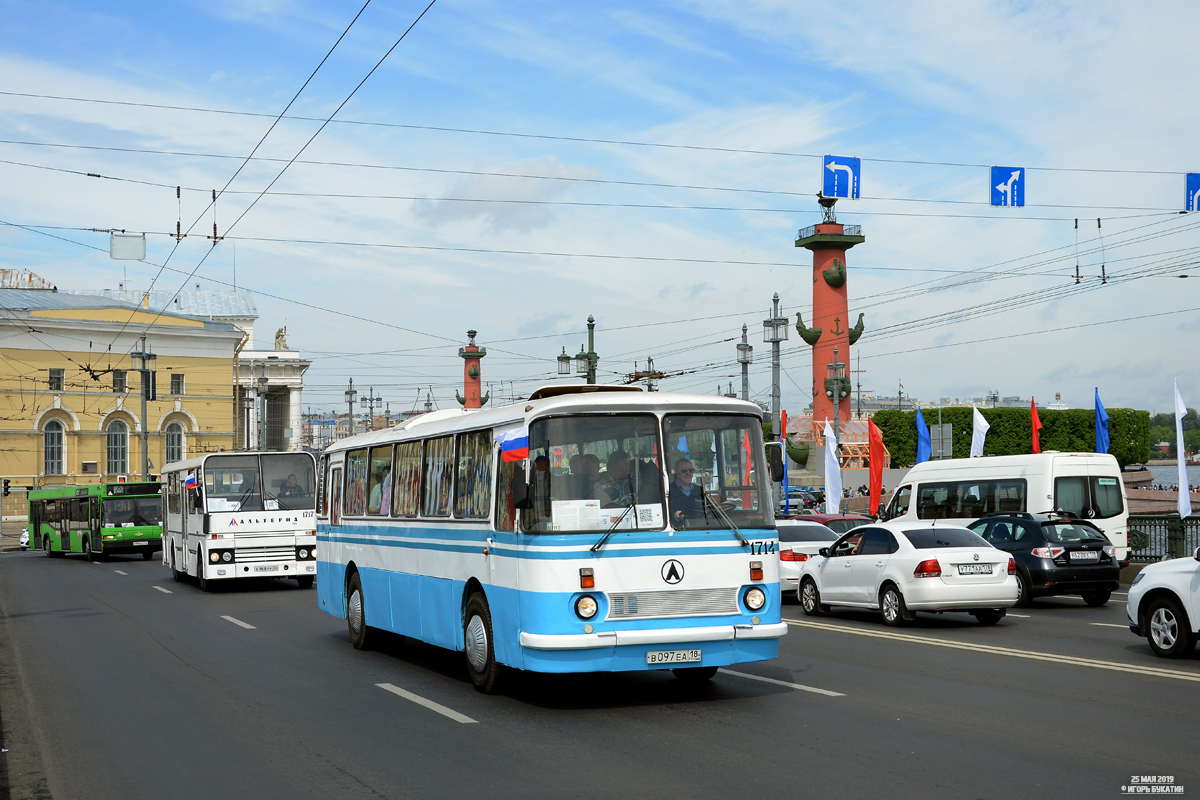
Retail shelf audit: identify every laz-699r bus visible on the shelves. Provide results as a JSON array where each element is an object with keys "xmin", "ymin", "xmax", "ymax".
[
  {"xmin": 28, "ymin": 482, "xmax": 163, "ymax": 560},
  {"xmin": 317, "ymin": 386, "xmax": 788, "ymax": 693},
  {"xmin": 161, "ymin": 452, "xmax": 318, "ymax": 591}
]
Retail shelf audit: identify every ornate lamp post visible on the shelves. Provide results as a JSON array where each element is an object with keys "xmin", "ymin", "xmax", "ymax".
[
  {"xmin": 736, "ymin": 324, "xmax": 753, "ymax": 401},
  {"xmin": 571, "ymin": 315, "xmax": 599, "ymax": 385},
  {"xmin": 344, "ymin": 378, "xmax": 357, "ymax": 440},
  {"xmin": 826, "ymin": 347, "xmax": 848, "ymax": 450}
]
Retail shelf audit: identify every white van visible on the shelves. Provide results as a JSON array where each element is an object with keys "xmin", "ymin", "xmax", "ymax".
[{"xmin": 880, "ymin": 453, "xmax": 1130, "ymax": 563}]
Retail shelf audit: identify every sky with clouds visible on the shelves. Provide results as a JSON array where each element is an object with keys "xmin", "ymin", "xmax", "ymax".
[{"xmin": 1, "ymin": 0, "xmax": 1197, "ymax": 417}]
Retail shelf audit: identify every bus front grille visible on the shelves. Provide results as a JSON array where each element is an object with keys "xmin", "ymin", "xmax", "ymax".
[
  {"xmin": 606, "ymin": 588, "xmax": 740, "ymax": 620},
  {"xmin": 235, "ymin": 545, "xmax": 294, "ymax": 562}
]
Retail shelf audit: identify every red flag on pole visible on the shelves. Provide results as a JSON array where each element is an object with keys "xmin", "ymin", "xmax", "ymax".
[
  {"xmin": 868, "ymin": 418, "xmax": 884, "ymax": 516},
  {"xmin": 1031, "ymin": 397, "xmax": 1043, "ymax": 454},
  {"xmin": 742, "ymin": 430, "xmax": 753, "ymax": 510}
]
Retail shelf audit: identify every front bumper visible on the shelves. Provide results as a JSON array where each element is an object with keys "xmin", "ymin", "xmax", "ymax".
[{"xmin": 519, "ymin": 621, "xmax": 789, "ymax": 650}]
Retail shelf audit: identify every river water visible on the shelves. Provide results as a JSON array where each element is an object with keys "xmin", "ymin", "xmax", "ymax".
[{"xmin": 1144, "ymin": 464, "xmax": 1200, "ymax": 488}]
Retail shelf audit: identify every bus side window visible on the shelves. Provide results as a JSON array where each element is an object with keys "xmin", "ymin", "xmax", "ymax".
[
  {"xmin": 316, "ymin": 454, "xmax": 327, "ymax": 516},
  {"xmin": 495, "ymin": 457, "xmax": 517, "ymax": 533},
  {"xmin": 330, "ymin": 468, "xmax": 343, "ymax": 526}
]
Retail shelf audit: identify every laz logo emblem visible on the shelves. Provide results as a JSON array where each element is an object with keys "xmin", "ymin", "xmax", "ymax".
[{"xmin": 748, "ymin": 540, "xmax": 776, "ymax": 555}]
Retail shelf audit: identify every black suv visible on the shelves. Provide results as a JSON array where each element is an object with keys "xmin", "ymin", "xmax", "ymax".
[{"xmin": 966, "ymin": 512, "xmax": 1120, "ymax": 607}]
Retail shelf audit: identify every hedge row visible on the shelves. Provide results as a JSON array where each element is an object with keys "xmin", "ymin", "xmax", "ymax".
[{"xmin": 872, "ymin": 407, "xmax": 1150, "ymax": 469}]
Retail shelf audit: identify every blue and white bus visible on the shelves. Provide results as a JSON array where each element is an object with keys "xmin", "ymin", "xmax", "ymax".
[{"xmin": 316, "ymin": 386, "xmax": 787, "ymax": 692}]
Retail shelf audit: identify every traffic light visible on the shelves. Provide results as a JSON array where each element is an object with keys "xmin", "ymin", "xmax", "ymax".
[{"xmin": 3, "ymin": 479, "xmax": 9, "ymax": 497}]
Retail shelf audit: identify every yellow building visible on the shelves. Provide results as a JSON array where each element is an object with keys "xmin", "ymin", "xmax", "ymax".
[{"xmin": 0, "ymin": 283, "xmax": 244, "ymax": 489}]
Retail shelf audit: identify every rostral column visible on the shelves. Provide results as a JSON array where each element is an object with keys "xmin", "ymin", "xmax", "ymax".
[{"xmin": 794, "ymin": 197, "xmax": 865, "ymax": 426}]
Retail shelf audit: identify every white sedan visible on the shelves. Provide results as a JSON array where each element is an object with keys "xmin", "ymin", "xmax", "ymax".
[
  {"xmin": 1127, "ymin": 546, "xmax": 1200, "ymax": 658},
  {"xmin": 797, "ymin": 521, "xmax": 1019, "ymax": 626},
  {"xmin": 777, "ymin": 520, "xmax": 839, "ymax": 597}
]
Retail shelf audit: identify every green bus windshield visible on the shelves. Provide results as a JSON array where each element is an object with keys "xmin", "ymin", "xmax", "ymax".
[{"xmin": 102, "ymin": 497, "xmax": 163, "ymax": 528}]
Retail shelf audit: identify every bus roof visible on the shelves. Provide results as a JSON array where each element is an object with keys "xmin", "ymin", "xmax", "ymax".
[
  {"xmin": 323, "ymin": 389, "xmax": 765, "ymax": 455},
  {"xmin": 159, "ymin": 451, "xmax": 316, "ymax": 474},
  {"xmin": 29, "ymin": 481, "xmax": 162, "ymax": 499}
]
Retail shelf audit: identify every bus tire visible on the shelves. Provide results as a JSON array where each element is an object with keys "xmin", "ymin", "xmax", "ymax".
[
  {"xmin": 85, "ymin": 536, "xmax": 99, "ymax": 563},
  {"xmin": 672, "ymin": 666, "xmax": 718, "ymax": 682},
  {"xmin": 142, "ymin": 549, "xmax": 155, "ymax": 561},
  {"xmin": 464, "ymin": 592, "xmax": 502, "ymax": 694},
  {"xmin": 296, "ymin": 576, "xmax": 314, "ymax": 589},
  {"xmin": 347, "ymin": 572, "xmax": 371, "ymax": 650},
  {"xmin": 196, "ymin": 550, "xmax": 210, "ymax": 592},
  {"xmin": 43, "ymin": 534, "xmax": 52, "ymax": 557},
  {"xmin": 171, "ymin": 553, "xmax": 185, "ymax": 583}
]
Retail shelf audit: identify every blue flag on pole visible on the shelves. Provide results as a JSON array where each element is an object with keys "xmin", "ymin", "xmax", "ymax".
[
  {"xmin": 916, "ymin": 408, "xmax": 932, "ymax": 464},
  {"xmin": 1095, "ymin": 388, "xmax": 1110, "ymax": 454}
]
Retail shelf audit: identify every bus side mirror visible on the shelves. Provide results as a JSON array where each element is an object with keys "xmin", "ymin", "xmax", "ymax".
[
  {"xmin": 767, "ymin": 442, "xmax": 785, "ymax": 483},
  {"xmin": 511, "ymin": 463, "xmax": 532, "ymax": 510}
]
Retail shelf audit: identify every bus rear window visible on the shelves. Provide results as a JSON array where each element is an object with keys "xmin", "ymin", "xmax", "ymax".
[{"xmin": 902, "ymin": 528, "xmax": 989, "ymax": 549}]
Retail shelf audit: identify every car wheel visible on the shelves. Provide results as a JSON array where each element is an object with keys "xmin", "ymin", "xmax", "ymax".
[
  {"xmin": 1145, "ymin": 597, "xmax": 1196, "ymax": 658},
  {"xmin": 464, "ymin": 592, "xmax": 502, "ymax": 694},
  {"xmin": 672, "ymin": 666, "xmax": 718, "ymax": 682},
  {"xmin": 1081, "ymin": 590, "xmax": 1110, "ymax": 607},
  {"xmin": 880, "ymin": 584, "xmax": 910, "ymax": 627},
  {"xmin": 799, "ymin": 578, "xmax": 823, "ymax": 617},
  {"xmin": 347, "ymin": 572, "xmax": 371, "ymax": 650},
  {"xmin": 972, "ymin": 609, "xmax": 1004, "ymax": 626},
  {"xmin": 1014, "ymin": 570, "xmax": 1032, "ymax": 608},
  {"xmin": 296, "ymin": 576, "xmax": 314, "ymax": 589}
]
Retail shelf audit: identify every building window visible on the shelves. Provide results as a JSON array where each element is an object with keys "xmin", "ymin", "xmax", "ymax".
[
  {"xmin": 44, "ymin": 420, "xmax": 64, "ymax": 475},
  {"xmin": 106, "ymin": 420, "xmax": 129, "ymax": 475},
  {"xmin": 48, "ymin": 368, "xmax": 64, "ymax": 392},
  {"xmin": 170, "ymin": 374, "xmax": 184, "ymax": 395},
  {"xmin": 113, "ymin": 370, "xmax": 127, "ymax": 393},
  {"xmin": 165, "ymin": 422, "xmax": 184, "ymax": 464}
]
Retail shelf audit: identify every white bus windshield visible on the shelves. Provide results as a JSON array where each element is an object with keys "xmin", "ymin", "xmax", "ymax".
[
  {"xmin": 663, "ymin": 414, "xmax": 773, "ymax": 530},
  {"xmin": 203, "ymin": 454, "xmax": 316, "ymax": 513}
]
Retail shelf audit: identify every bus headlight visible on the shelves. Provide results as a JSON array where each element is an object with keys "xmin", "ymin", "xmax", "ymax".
[
  {"xmin": 575, "ymin": 595, "xmax": 598, "ymax": 619},
  {"xmin": 221, "ymin": 551, "xmax": 232, "ymax": 562},
  {"xmin": 209, "ymin": 551, "xmax": 220, "ymax": 563},
  {"xmin": 744, "ymin": 587, "xmax": 766, "ymax": 611}
]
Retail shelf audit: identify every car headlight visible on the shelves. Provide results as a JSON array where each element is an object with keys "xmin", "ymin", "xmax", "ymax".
[
  {"xmin": 744, "ymin": 587, "xmax": 766, "ymax": 611},
  {"xmin": 575, "ymin": 595, "xmax": 598, "ymax": 619},
  {"xmin": 209, "ymin": 551, "xmax": 220, "ymax": 563},
  {"xmin": 1131, "ymin": 572, "xmax": 1145, "ymax": 586}
]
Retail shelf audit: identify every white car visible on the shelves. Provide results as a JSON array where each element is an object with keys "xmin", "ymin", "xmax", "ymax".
[
  {"xmin": 797, "ymin": 521, "xmax": 1019, "ymax": 626},
  {"xmin": 19, "ymin": 530, "xmax": 29, "ymax": 550},
  {"xmin": 1126, "ymin": 547, "xmax": 1200, "ymax": 658},
  {"xmin": 777, "ymin": 520, "xmax": 839, "ymax": 596}
]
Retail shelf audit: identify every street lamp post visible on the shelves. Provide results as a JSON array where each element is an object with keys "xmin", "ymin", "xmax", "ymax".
[
  {"xmin": 736, "ymin": 324, "xmax": 753, "ymax": 401},
  {"xmin": 131, "ymin": 332, "xmax": 157, "ymax": 479},
  {"xmin": 344, "ymin": 378, "xmax": 357, "ymax": 440},
  {"xmin": 762, "ymin": 293, "xmax": 789, "ymax": 439},
  {"xmin": 826, "ymin": 346, "xmax": 847, "ymax": 452},
  {"xmin": 572, "ymin": 315, "xmax": 599, "ymax": 385},
  {"xmin": 257, "ymin": 363, "xmax": 269, "ymax": 451}
]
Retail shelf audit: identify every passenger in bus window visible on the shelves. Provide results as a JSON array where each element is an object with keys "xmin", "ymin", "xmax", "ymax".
[
  {"xmin": 575, "ymin": 453, "xmax": 602, "ymax": 500},
  {"xmin": 669, "ymin": 459, "xmax": 703, "ymax": 523},
  {"xmin": 597, "ymin": 451, "xmax": 634, "ymax": 507}
]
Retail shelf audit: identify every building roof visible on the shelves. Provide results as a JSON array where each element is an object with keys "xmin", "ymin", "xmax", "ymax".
[
  {"xmin": 0, "ymin": 289, "xmax": 239, "ymax": 332},
  {"xmin": 66, "ymin": 289, "xmax": 258, "ymax": 318}
]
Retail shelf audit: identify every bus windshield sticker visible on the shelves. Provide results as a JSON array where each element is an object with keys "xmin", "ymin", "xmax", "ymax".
[{"xmin": 552, "ymin": 500, "xmax": 601, "ymax": 531}]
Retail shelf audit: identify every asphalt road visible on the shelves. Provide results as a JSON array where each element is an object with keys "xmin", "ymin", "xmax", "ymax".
[{"xmin": 1, "ymin": 550, "xmax": 1198, "ymax": 800}]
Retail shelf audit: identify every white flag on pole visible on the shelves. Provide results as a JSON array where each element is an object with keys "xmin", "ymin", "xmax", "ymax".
[
  {"xmin": 970, "ymin": 407, "xmax": 990, "ymax": 458},
  {"xmin": 1176, "ymin": 379, "xmax": 1192, "ymax": 520},
  {"xmin": 824, "ymin": 421, "xmax": 842, "ymax": 514}
]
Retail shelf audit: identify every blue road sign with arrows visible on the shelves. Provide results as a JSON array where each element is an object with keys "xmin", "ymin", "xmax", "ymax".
[
  {"xmin": 990, "ymin": 166, "xmax": 1025, "ymax": 207},
  {"xmin": 1187, "ymin": 173, "xmax": 1200, "ymax": 212},
  {"xmin": 822, "ymin": 155, "xmax": 860, "ymax": 199}
]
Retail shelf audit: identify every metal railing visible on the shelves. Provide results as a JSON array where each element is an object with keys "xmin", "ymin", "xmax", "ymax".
[
  {"xmin": 796, "ymin": 224, "xmax": 862, "ymax": 240},
  {"xmin": 1127, "ymin": 514, "xmax": 1200, "ymax": 562}
]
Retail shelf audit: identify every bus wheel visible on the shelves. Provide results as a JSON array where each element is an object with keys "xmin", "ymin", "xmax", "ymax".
[
  {"xmin": 464, "ymin": 592, "xmax": 502, "ymax": 694},
  {"xmin": 142, "ymin": 549, "xmax": 154, "ymax": 561},
  {"xmin": 672, "ymin": 666, "xmax": 718, "ymax": 682},
  {"xmin": 171, "ymin": 550, "xmax": 185, "ymax": 583},
  {"xmin": 347, "ymin": 572, "xmax": 371, "ymax": 650},
  {"xmin": 196, "ymin": 551, "xmax": 210, "ymax": 592},
  {"xmin": 85, "ymin": 537, "xmax": 98, "ymax": 562},
  {"xmin": 296, "ymin": 576, "xmax": 314, "ymax": 589},
  {"xmin": 43, "ymin": 534, "xmax": 52, "ymax": 557}
]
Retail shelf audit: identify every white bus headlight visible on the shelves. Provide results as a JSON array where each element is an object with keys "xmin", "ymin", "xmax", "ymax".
[
  {"xmin": 221, "ymin": 551, "xmax": 232, "ymax": 562},
  {"xmin": 575, "ymin": 595, "xmax": 598, "ymax": 619},
  {"xmin": 209, "ymin": 551, "xmax": 220, "ymax": 563},
  {"xmin": 744, "ymin": 587, "xmax": 766, "ymax": 611}
]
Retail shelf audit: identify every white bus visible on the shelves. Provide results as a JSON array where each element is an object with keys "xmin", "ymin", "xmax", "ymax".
[
  {"xmin": 161, "ymin": 452, "xmax": 318, "ymax": 590},
  {"xmin": 316, "ymin": 386, "xmax": 788, "ymax": 692},
  {"xmin": 880, "ymin": 452, "xmax": 1130, "ymax": 562}
]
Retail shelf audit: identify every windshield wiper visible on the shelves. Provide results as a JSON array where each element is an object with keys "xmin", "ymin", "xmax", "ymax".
[
  {"xmin": 591, "ymin": 485, "xmax": 639, "ymax": 553},
  {"xmin": 700, "ymin": 486, "xmax": 750, "ymax": 546}
]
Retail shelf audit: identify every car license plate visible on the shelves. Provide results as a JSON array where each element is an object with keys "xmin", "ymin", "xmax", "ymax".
[
  {"xmin": 1069, "ymin": 550, "xmax": 1100, "ymax": 562},
  {"xmin": 958, "ymin": 564, "xmax": 993, "ymax": 575},
  {"xmin": 252, "ymin": 564, "xmax": 279, "ymax": 573},
  {"xmin": 646, "ymin": 649, "xmax": 701, "ymax": 665},
  {"xmin": 133, "ymin": 541, "xmax": 147, "ymax": 546}
]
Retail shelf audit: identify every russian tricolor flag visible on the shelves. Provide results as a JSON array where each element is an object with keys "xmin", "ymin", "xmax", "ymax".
[
  {"xmin": 496, "ymin": 427, "xmax": 530, "ymax": 463},
  {"xmin": 183, "ymin": 473, "xmax": 197, "ymax": 491}
]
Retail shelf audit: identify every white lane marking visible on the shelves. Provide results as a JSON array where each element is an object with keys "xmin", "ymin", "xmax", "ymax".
[
  {"xmin": 376, "ymin": 683, "xmax": 478, "ymax": 724},
  {"xmin": 1007, "ymin": 613, "xmax": 1032, "ymax": 618},
  {"xmin": 784, "ymin": 618, "xmax": 1200, "ymax": 683},
  {"xmin": 113, "ymin": 570, "xmax": 128, "ymax": 576},
  {"xmin": 1089, "ymin": 622, "xmax": 1129, "ymax": 629},
  {"xmin": 221, "ymin": 615, "xmax": 256, "ymax": 630},
  {"xmin": 153, "ymin": 586, "xmax": 172, "ymax": 594},
  {"xmin": 719, "ymin": 668, "xmax": 844, "ymax": 697}
]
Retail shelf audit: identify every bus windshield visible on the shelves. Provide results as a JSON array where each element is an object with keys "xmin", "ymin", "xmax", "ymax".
[
  {"xmin": 102, "ymin": 497, "xmax": 163, "ymax": 527},
  {"xmin": 524, "ymin": 414, "xmax": 664, "ymax": 533},
  {"xmin": 204, "ymin": 454, "xmax": 317, "ymax": 512},
  {"xmin": 663, "ymin": 414, "xmax": 773, "ymax": 530}
]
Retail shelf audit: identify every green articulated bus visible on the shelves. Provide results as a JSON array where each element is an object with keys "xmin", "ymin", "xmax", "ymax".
[{"xmin": 28, "ymin": 482, "xmax": 164, "ymax": 561}]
